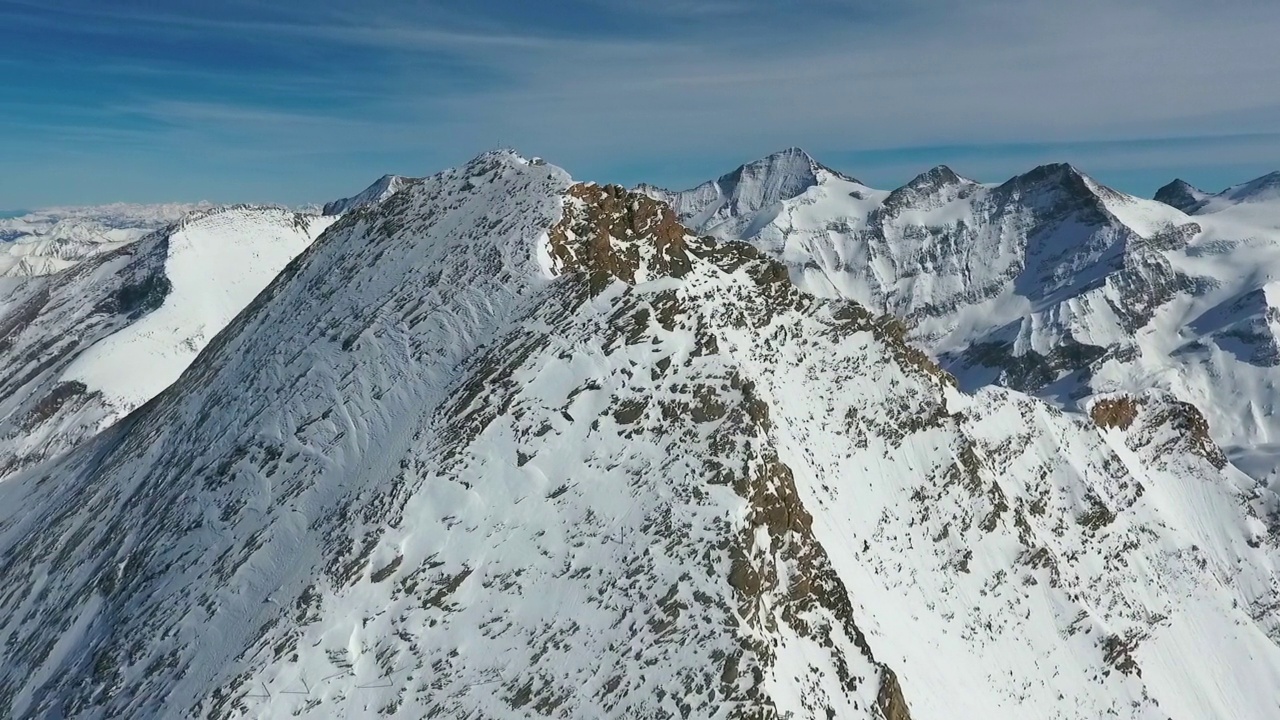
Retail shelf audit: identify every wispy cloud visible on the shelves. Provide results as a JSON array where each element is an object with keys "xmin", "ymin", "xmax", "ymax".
[{"xmin": 1, "ymin": 0, "xmax": 1278, "ymax": 206}]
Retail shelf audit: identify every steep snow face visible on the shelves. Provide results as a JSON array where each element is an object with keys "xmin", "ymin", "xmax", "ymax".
[
  {"xmin": 687, "ymin": 153, "xmax": 1280, "ymax": 484},
  {"xmin": 322, "ymin": 174, "xmax": 417, "ymax": 215},
  {"xmin": 3, "ymin": 151, "xmax": 1280, "ymax": 720},
  {"xmin": 0, "ymin": 206, "xmax": 334, "ymax": 483},
  {"xmin": 637, "ymin": 147, "xmax": 860, "ymax": 238},
  {"xmin": 61, "ymin": 207, "xmax": 338, "ymax": 412},
  {"xmin": 723, "ymin": 162, "xmax": 1152, "ymax": 345}
]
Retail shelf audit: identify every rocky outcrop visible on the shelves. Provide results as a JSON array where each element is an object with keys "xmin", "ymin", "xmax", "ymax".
[
  {"xmin": 546, "ymin": 183, "xmax": 694, "ymax": 292},
  {"xmin": 1091, "ymin": 392, "xmax": 1228, "ymax": 469}
]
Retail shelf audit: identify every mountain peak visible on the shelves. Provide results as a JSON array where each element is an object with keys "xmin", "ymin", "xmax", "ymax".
[
  {"xmin": 906, "ymin": 164, "xmax": 971, "ymax": 190},
  {"xmin": 735, "ymin": 147, "xmax": 860, "ymax": 185},
  {"xmin": 1153, "ymin": 178, "xmax": 1206, "ymax": 212},
  {"xmin": 1161, "ymin": 170, "xmax": 1280, "ymax": 215},
  {"xmin": 728, "ymin": 147, "xmax": 818, "ymax": 181},
  {"xmin": 322, "ymin": 173, "xmax": 416, "ymax": 215},
  {"xmin": 879, "ymin": 165, "xmax": 976, "ymax": 214},
  {"xmin": 996, "ymin": 162, "xmax": 1108, "ymax": 204},
  {"xmin": 921, "ymin": 163, "xmax": 960, "ymax": 180},
  {"xmin": 1020, "ymin": 162, "xmax": 1086, "ymax": 183},
  {"xmin": 643, "ymin": 148, "xmax": 859, "ymax": 232}
]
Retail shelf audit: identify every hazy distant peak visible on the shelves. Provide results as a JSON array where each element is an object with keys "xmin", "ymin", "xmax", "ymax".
[
  {"xmin": 322, "ymin": 173, "xmax": 416, "ymax": 216},
  {"xmin": 1153, "ymin": 178, "xmax": 1207, "ymax": 212},
  {"xmin": 1222, "ymin": 170, "xmax": 1280, "ymax": 204},
  {"xmin": 880, "ymin": 164, "xmax": 978, "ymax": 213}
]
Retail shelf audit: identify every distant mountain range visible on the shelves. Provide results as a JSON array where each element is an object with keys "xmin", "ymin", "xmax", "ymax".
[
  {"xmin": 640, "ymin": 149, "xmax": 1280, "ymax": 483},
  {"xmin": 1, "ymin": 150, "xmax": 1279, "ymax": 719}
]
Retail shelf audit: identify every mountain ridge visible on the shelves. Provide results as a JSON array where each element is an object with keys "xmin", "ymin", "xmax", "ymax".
[
  {"xmin": 322, "ymin": 174, "xmax": 417, "ymax": 216},
  {"xmin": 2, "ymin": 150, "xmax": 1280, "ymax": 718},
  {"xmin": 660, "ymin": 149, "xmax": 1280, "ymax": 485}
]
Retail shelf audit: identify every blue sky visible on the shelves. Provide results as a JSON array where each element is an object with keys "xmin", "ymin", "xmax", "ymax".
[{"xmin": 2, "ymin": 0, "xmax": 1278, "ymax": 208}]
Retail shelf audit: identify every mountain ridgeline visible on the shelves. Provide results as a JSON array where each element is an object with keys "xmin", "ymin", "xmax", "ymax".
[
  {"xmin": 0, "ymin": 150, "xmax": 1278, "ymax": 718},
  {"xmin": 643, "ymin": 149, "xmax": 1280, "ymax": 485}
]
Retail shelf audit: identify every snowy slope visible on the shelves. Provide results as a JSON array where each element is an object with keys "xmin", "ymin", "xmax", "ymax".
[
  {"xmin": 658, "ymin": 154, "xmax": 1280, "ymax": 485},
  {"xmin": 322, "ymin": 174, "xmax": 417, "ymax": 215},
  {"xmin": 0, "ymin": 202, "xmax": 213, "ymax": 276},
  {"xmin": 0, "ymin": 205, "xmax": 334, "ymax": 483},
  {"xmin": 637, "ymin": 147, "xmax": 862, "ymax": 238},
  {"xmin": 2, "ymin": 152, "xmax": 1280, "ymax": 719},
  {"xmin": 1162, "ymin": 171, "xmax": 1280, "ymax": 230}
]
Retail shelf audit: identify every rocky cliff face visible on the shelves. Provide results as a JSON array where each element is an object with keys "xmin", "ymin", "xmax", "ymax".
[{"xmin": 1153, "ymin": 179, "xmax": 1207, "ymax": 213}]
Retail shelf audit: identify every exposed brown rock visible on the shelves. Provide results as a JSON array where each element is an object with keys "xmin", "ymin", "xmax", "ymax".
[
  {"xmin": 877, "ymin": 667, "xmax": 913, "ymax": 720},
  {"xmin": 1146, "ymin": 400, "xmax": 1228, "ymax": 469},
  {"xmin": 546, "ymin": 183, "xmax": 693, "ymax": 293},
  {"xmin": 1090, "ymin": 396, "xmax": 1141, "ymax": 430},
  {"xmin": 1092, "ymin": 394, "xmax": 1227, "ymax": 469},
  {"xmin": 1101, "ymin": 631, "xmax": 1145, "ymax": 677}
]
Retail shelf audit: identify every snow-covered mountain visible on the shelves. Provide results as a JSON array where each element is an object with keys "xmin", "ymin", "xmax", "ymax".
[
  {"xmin": 0, "ymin": 171, "xmax": 449, "ymax": 483},
  {"xmin": 651, "ymin": 154, "xmax": 1280, "ymax": 486},
  {"xmin": 1156, "ymin": 172, "xmax": 1280, "ymax": 229},
  {"xmin": 1153, "ymin": 179, "xmax": 1210, "ymax": 214},
  {"xmin": 2, "ymin": 151, "xmax": 1280, "ymax": 719},
  {"xmin": 322, "ymin": 174, "xmax": 416, "ymax": 215},
  {"xmin": 0, "ymin": 202, "xmax": 213, "ymax": 277},
  {"xmin": 636, "ymin": 147, "xmax": 858, "ymax": 238},
  {"xmin": 0, "ymin": 205, "xmax": 334, "ymax": 483}
]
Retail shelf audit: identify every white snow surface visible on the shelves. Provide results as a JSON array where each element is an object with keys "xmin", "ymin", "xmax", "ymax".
[
  {"xmin": 322, "ymin": 174, "xmax": 417, "ymax": 215},
  {"xmin": 62, "ymin": 206, "xmax": 336, "ymax": 409},
  {"xmin": 0, "ymin": 205, "xmax": 333, "ymax": 483},
  {"xmin": 0, "ymin": 152, "xmax": 1279, "ymax": 719},
  {"xmin": 652, "ymin": 154, "xmax": 1280, "ymax": 486},
  {"xmin": 637, "ymin": 147, "xmax": 862, "ymax": 238},
  {"xmin": 0, "ymin": 202, "xmax": 213, "ymax": 277}
]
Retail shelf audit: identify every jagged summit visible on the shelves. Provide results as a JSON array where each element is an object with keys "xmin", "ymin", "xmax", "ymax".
[
  {"xmin": 990, "ymin": 162, "xmax": 1137, "ymax": 218},
  {"xmin": 1153, "ymin": 178, "xmax": 1207, "ymax": 212},
  {"xmin": 997, "ymin": 162, "xmax": 1093, "ymax": 194},
  {"xmin": 321, "ymin": 152, "xmax": 549, "ymax": 217},
  {"xmin": 880, "ymin": 165, "xmax": 978, "ymax": 213},
  {"xmin": 908, "ymin": 164, "xmax": 966, "ymax": 187},
  {"xmin": 713, "ymin": 147, "xmax": 861, "ymax": 198},
  {"xmin": 636, "ymin": 147, "xmax": 861, "ymax": 235}
]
